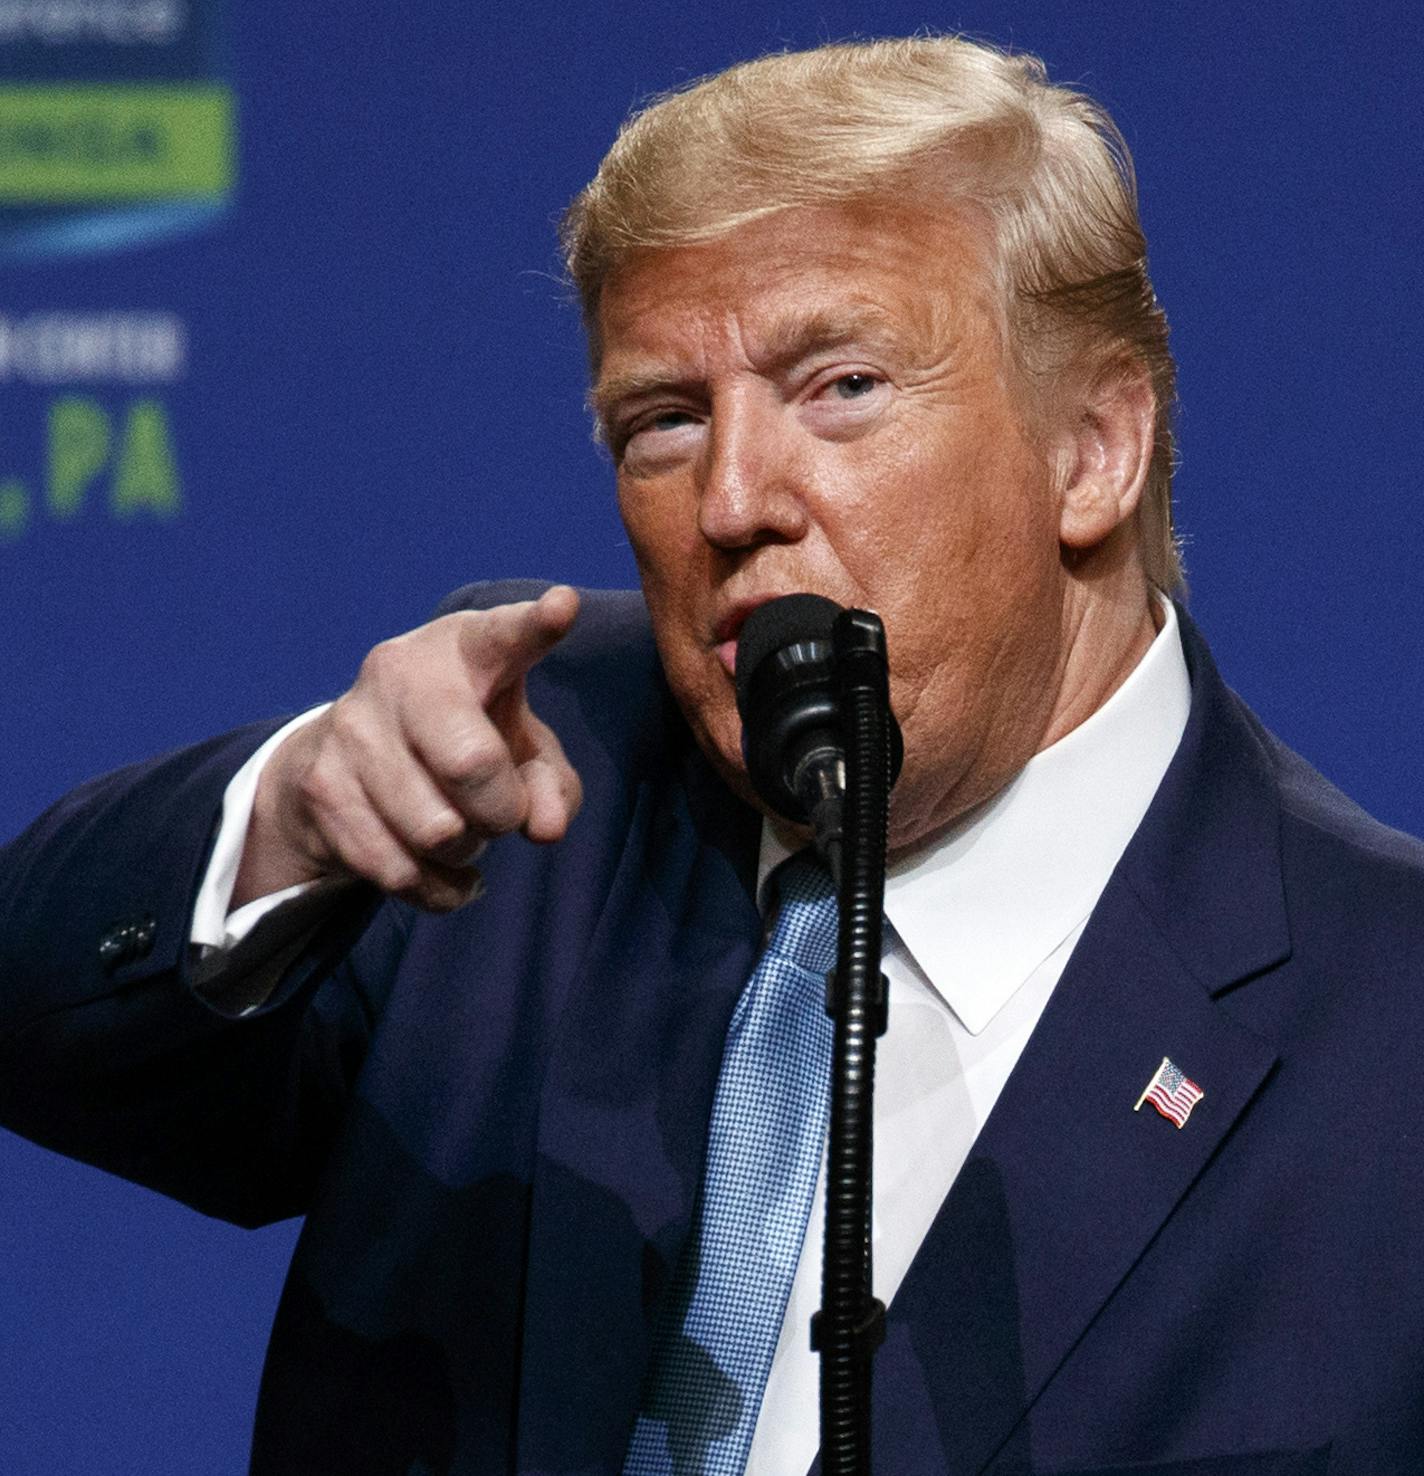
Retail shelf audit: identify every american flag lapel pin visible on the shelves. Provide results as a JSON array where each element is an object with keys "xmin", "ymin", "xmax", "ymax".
[{"xmin": 1134, "ymin": 1056, "xmax": 1205, "ymax": 1128}]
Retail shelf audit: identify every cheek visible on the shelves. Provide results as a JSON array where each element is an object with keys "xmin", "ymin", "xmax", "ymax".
[
  {"xmin": 858, "ymin": 443, "xmax": 1060, "ymax": 717},
  {"xmin": 619, "ymin": 490, "xmax": 697, "ymax": 658},
  {"xmin": 618, "ymin": 481, "xmax": 745, "ymax": 763},
  {"xmin": 619, "ymin": 480, "xmax": 700, "ymax": 584},
  {"xmin": 616, "ymin": 483, "xmax": 661, "ymax": 570}
]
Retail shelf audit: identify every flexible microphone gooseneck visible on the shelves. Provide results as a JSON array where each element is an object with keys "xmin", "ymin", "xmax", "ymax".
[{"xmin": 735, "ymin": 595, "xmax": 902, "ymax": 1476}]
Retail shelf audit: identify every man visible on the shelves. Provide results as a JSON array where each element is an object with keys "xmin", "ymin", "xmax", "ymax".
[{"xmin": 2, "ymin": 34, "xmax": 1422, "ymax": 1475}]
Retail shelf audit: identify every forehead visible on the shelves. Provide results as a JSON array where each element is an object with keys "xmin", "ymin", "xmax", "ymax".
[{"xmin": 592, "ymin": 199, "xmax": 1001, "ymax": 388}]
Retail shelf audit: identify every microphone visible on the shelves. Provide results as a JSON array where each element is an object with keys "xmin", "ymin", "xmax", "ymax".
[
  {"xmin": 735, "ymin": 593, "xmax": 906, "ymax": 875},
  {"xmin": 735, "ymin": 593, "xmax": 844, "ymax": 826}
]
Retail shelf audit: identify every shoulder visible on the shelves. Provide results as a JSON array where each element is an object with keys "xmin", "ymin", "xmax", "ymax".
[
  {"xmin": 1257, "ymin": 717, "xmax": 1424, "ymax": 956},
  {"xmin": 1238, "ymin": 696, "xmax": 1424, "ymax": 904},
  {"xmin": 1177, "ymin": 607, "xmax": 1424, "ymax": 959}
]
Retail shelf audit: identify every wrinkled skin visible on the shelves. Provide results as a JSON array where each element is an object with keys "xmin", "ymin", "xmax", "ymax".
[{"xmin": 595, "ymin": 200, "xmax": 1158, "ymax": 855}]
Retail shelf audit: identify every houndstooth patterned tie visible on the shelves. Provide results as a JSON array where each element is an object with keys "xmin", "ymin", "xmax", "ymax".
[{"xmin": 623, "ymin": 853, "xmax": 838, "ymax": 1476}]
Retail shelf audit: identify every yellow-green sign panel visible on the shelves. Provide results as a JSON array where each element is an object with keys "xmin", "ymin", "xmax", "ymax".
[{"xmin": 0, "ymin": 85, "xmax": 233, "ymax": 201}]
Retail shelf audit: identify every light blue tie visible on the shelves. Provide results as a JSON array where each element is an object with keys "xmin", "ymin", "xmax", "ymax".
[{"xmin": 624, "ymin": 853, "xmax": 838, "ymax": 1476}]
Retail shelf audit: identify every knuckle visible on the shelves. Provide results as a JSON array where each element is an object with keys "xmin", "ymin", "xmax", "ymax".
[
  {"xmin": 372, "ymin": 853, "xmax": 422, "ymax": 895},
  {"xmin": 445, "ymin": 610, "xmax": 483, "ymax": 639},
  {"xmin": 357, "ymin": 637, "xmax": 402, "ymax": 685},
  {"xmin": 411, "ymin": 808, "xmax": 466, "ymax": 855},
  {"xmin": 443, "ymin": 729, "xmax": 507, "ymax": 786},
  {"xmin": 295, "ymin": 759, "xmax": 342, "ymax": 818},
  {"xmin": 476, "ymin": 795, "xmax": 525, "ymax": 837},
  {"xmin": 324, "ymin": 697, "xmax": 369, "ymax": 753}
]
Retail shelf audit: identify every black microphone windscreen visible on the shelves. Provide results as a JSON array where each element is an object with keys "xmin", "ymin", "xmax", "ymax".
[{"xmin": 734, "ymin": 593, "xmax": 842, "ymax": 715}]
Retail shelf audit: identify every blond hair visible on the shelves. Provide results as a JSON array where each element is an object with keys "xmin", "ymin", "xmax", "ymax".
[{"xmin": 562, "ymin": 35, "xmax": 1182, "ymax": 591}]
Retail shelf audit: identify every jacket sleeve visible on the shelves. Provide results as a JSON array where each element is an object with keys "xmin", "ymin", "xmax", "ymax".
[{"xmin": 0, "ymin": 721, "xmax": 389, "ymax": 1228}]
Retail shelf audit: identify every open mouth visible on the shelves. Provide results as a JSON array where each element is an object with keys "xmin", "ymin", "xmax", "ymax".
[{"xmin": 713, "ymin": 596, "xmax": 780, "ymax": 676}]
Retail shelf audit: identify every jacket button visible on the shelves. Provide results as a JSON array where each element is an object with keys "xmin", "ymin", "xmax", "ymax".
[
  {"xmin": 98, "ymin": 915, "xmax": 158, "ymax": 973},
  {"xmin": 131, "ymin": 915, "xmax": 157, "ymax": 956}
]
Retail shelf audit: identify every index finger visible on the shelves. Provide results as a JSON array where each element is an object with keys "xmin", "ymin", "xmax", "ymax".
[{"xmin": 458, "ymin": 585, "xmax": 580, "ymax": 699}]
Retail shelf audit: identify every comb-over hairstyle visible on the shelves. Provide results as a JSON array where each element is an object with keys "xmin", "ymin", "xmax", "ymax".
[{"xmin": 561, "ymin": 35, "xmax": 1182, "ymax": 591}]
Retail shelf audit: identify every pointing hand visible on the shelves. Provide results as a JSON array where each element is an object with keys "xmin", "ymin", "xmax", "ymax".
[{"xmin": 233, "ymin": 586, "xmax": 583, "ymax": 912}]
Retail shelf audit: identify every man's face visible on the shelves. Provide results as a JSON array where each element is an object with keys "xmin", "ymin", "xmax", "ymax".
[{"xmin": 594, "ymin": 200, "xmax": 1074, "ymax": 851}]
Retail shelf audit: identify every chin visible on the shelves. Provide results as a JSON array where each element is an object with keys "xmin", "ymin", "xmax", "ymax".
[
  {"xmin": 664, "ymin": 663, "xmax": 746, "ymax": 782},
  {"xmin": 701, "ymin": 709, "xmax": 754, "ymax": 797}
]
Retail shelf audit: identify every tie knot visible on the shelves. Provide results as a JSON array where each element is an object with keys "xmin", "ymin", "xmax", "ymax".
[{"xmin": 765, "ymin": 852, "xmax": 838, "ymax": 977}]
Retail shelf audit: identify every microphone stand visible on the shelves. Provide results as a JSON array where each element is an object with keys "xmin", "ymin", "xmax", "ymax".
[{"xmin": 812, "ymin": 609, "xmax": 894, "ymax": 1476}]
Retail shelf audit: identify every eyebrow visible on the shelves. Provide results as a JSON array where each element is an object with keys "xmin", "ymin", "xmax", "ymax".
[{"xmin": 589, "ymin": 301, "xmax": 918, "ymax": 424}]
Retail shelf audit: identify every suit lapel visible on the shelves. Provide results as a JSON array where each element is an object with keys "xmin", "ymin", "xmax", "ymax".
[
  {"xmin": 515, "ymin": 738, "xmax": 762, "ymax": 1475},
  {"xmin": 857, "ymin": 610, "xmax": 1293, "ymax": 1473},
  {"xmin": 868, "ymin": 879, "xmax": 1279, "ymax": 1472}
]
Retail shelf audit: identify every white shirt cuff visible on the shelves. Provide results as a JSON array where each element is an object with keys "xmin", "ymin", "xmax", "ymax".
[{"xmin": 190, "ymin": 704, "xmax": 332, "ymax": 952}]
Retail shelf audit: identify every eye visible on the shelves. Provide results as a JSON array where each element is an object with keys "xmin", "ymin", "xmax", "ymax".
[
  {"xmin": 614, "ymin": 404, "xmax": 704, "ymax": 471},
  {"xmin": 620, "ymin": 406, "xmax": 701, "ymax": 444},
  {"xmin": 831, "ymin": 372, "xmax": 880, "ymax": 400},
  {"xmin": 803, "ymin": 370, "xmax": 888, "ymax": 432},
  {"xmin": 645, "ymin": 409, "xmax": 698, "ymax": 431}
]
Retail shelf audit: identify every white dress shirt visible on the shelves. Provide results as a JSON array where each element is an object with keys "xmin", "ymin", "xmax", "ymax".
[
  {"xmin": 190, "ymin": 703, "xmax": 330, "ymax": 954},
  {"xmin": 192, "ymin": 602, "xmax": 1191, "ymax": 1472}
]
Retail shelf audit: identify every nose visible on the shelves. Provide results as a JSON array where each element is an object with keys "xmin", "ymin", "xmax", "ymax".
[{"xmin": 696, "ymin": 385, "xmax": 810, "ymax": 551}]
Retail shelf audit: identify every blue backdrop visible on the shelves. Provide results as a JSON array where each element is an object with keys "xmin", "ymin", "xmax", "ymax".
[{"xmin": 2, "ymin": 2, "xmax": 1420, "ymax": 1470}]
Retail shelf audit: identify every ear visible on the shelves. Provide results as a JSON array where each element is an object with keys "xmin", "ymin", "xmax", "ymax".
[{"xmin": 1055, "ymin": 365, "xmax": 1156, "ymax": 551}]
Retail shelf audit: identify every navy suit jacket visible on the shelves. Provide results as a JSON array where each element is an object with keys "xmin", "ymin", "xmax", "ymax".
[{"xmin": 2, "ymin": 582, "xmax": 1423, "ymax": 1475}]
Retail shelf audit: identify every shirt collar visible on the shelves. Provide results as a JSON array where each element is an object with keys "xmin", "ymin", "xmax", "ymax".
[{"xmin": 757, "ymin": 598, "xmax": 1192, "ymax": 1035}]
